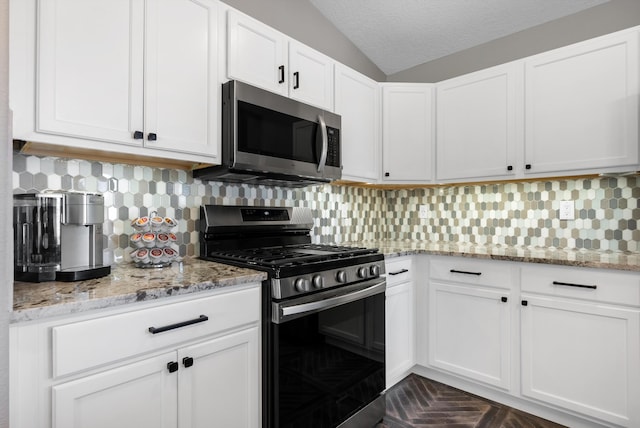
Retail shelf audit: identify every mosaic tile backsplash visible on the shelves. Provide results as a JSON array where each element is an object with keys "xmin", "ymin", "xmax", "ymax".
[{"xmin": 12, "ymin": 152, "xmax": 639, "ymax": 263}]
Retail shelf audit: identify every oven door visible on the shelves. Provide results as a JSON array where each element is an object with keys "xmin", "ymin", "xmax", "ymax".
[{"xmin": 267, "ymin": 278, "xmax": 386, "ymax": 428}]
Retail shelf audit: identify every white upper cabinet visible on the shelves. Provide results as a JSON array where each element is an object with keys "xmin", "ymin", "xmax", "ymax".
[
  {"xmin": 226, "ymin": 9, "xmax": 288, "ymax": 96},
  {"xmin": 524, "ymin": 29, "xmax": 640, "ymax": 175},
  {"xmin": 12, "ymin": 0, "xmax": 220, "ymax": 163},
  {"xmin": 334, "ymin": 65, "xmax": 380, "ymax": 182},
  {"xmin": 381, "ymin": 84, "xmax": 435, "ymax": 183},
  {"xmin": 436, "ymin": 62, "xmax": 522, "ymax": 182},
  {"xmin": 227, "ymin": 9, "xmax": 334, "ymax": 111}
]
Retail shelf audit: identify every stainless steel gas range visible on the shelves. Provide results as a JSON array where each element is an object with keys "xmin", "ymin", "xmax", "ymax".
[{"xmin": 199, "ymin": 205, "xmax": 386, "ymax": 428}]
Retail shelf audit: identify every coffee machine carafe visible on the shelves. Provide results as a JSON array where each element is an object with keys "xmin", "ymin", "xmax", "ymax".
[{"xmin": 14, "ymin": 192, "xmax": 111, "ymax": 282}]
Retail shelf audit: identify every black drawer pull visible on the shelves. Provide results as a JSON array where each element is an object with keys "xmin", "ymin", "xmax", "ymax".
[
  {"xmin": 148, "ymin": 315, "xmax": 209, "ymax": 334},
  {"xmin": 553, "ymin": 281, "xmax": 597, "ymax": 290},
  {"xmin": 183, "ymin": 356, "xmax": 194, "ymax": 368},
  {"xmin": 389, "ymin": 269, "xmax": 409, "ymax": 276},
  {"xmin": 501, "ymin": 296, "xmax": 508, "ymax": 303},
  {"xmin": 521, "ymin": 300, "xmax": 528, "ymax": 306},
  {"xmin": 450, "ymin": 269, "xmax": 482, "ymax": 276},
  {"xmin": 167, "ymin": 361, "xmax": 179, "ymax": 373},
  {"xmin": 278, "ymin": 65, "xmax": 285, "ymax": 83}
]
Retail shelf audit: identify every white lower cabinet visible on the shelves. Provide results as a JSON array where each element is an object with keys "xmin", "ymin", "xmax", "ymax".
[
  {"xmin": 385, "ymin": 257, "xmax": 415, "ymax": 387},
  {"xmin": 519, "ymin": 265, "xmax": 640, "ymax": 427},
  {"xmin": 427, "ymin": 257, "xmax": 511, "ymax": 390},
  {"xmin": 53, "ymin": 352, "xmax": 178, "ymax": 428},
  {"xmin": 11, "ymin": 285, "xmax": 261, "ymax": 428}
]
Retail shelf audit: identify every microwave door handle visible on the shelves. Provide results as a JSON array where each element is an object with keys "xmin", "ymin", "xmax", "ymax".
[{"xmin": 317, "ymin": 115, "xmax": 328, "ymax": 172}]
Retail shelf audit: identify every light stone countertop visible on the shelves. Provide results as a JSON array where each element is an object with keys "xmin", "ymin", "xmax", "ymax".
[
  {"xmin": 12, "ymin": 257, "xmax": 267, "ymax": 323},
  {"xmin": 349, "ymin": 240, "xmax": 640, "ymax": 272}
]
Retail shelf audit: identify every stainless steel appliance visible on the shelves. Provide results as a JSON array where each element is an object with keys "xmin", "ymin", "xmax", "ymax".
[
  {"xmin": 193, "ymin": 80, "xmax": 342, "ymax": 187},
  {"xmin": 200, "ymin": 205, "xmax": 386, "ymax": 428},
  {"xmin": 13, "ymin": 192, "xmax": 111, "ymax": 282}
]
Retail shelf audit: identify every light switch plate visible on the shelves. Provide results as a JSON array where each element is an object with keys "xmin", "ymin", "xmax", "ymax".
[
  {"xmin": 559, "ymin": 200, "xmax": 575, "ymax": 220},
  {"xmin": 419, "ymin": 205, "xmax": 429, "ymax": 219}
]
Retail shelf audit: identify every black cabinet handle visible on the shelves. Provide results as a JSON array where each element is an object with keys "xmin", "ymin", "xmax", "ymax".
[
  {"xmin": 507, "ymin": 165, "xmax": 513, "ymax": 171},
  {"xmin": 278, "ymin": 65, "xmax": 285, "ymax": 83},
  {"xmin": 385, "ymin": 172, "xmax": 390, "ymax": 177},
  {"xmin": 553, "ymin": 281, "xmax": 597, "ymax": 290},
  {"xmin": 167, "ymin": 361, "xmax": 179, "ymax": 373},
  {"xmin": 521, "ymin": 300, "xmax": 528, "ymax": 306},
  {"xmin": 293, "ymin": 71, "xmax": 300, "ymax": 89},
  {"xmin": 148, "ymin": 314, "xmax": 209, "ymax": 334},
  {"xmin": 133, "ymin": 130, "xmax": 144, "ymax": 140},
  {"xmin": 525, "ymin": 164, "xmax": 532, "ymax": 170},
  {"xmin": 501, "ymin": 296, "xmax": 508, "ymax": 303},
  {"xmin": 183, "ymin": 357, "xmax": 194, "ymax": 368},
  {"xmin": 147, "ymin": 133, "xmax": 157, "ymax": 141},
  {"xmin": 450, "ymin": 269, "xmax": 482, "ymax": 276},
  {"xmin": 389, "ymin": 269, "xmax": 409, "ymax": 276}
]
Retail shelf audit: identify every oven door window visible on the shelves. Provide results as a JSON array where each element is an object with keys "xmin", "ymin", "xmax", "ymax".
[{"xmin": 271, "ymin": 292, "xmax": 385, "ymax": 428}]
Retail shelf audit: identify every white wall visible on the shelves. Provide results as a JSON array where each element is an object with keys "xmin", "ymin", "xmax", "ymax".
[
  {"xmin": 388, "ymin": 0, "xmax": 640, "ymax": 82},
  {"xmin": 0, "ymin": 0, "xmax": 10, "ymax": 424}
]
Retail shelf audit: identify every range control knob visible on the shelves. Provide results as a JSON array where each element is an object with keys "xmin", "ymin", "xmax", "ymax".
[
  {"xmin": 370, "ymin": 265, "xmax": 380, "ymax": 277},
  {"xmin": 357, "ymin": 267, "xmax": 368, "ymax": 279},
  {"xmin": 312, "ymin": 275, "xmax": 324, "ymax": 289},
  {"xmin": 336, "ymin": 271, "xmax": 347, "ymax": 283},
  {"xmin": 294, "ymin": 278, "xmax": 309, "ymax": 292}
]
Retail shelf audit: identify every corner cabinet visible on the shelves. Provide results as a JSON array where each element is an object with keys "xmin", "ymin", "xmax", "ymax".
[
  {"xmin": 436, "ymin": 62, "xmax": 522, "ymax": 182},
  {"xmin": 10, "ymin": 285, "xmax": 262, "ymax": 428},
  {"xmin": 226, "ymin": 8, "xmax": 334, "ymax": 111},
  {"xmin": 10, "ymin": 0, "xmax": 220, "ymax": 164},
  {"xmin": 335, "ymin": 65, "xmax": 380, "ymax": 182},
  {"xmin": 524, "ymin": 29, "xmax": 640, "ymax": 175},
  {"xmin": 381, "ymin": 84, "xmax": 435, "ymax": 183}
]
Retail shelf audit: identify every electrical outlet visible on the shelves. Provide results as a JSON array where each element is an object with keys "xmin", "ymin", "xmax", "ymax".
[
  {"xmin": 559, "ymin": 200, "xmax": 575, "ymax": 220},
  {"xmin": 419, "ymin": 205, "xmax": 429, "ymax": 219}
]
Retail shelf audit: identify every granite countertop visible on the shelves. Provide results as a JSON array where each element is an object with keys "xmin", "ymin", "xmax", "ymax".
[
  {"xmin": 351, "ymin": 240, "xmax": 640, "ymax": 272},
  {"xmin": 12, "ymin": 258, "xmax": 267, "ymax": 323}
]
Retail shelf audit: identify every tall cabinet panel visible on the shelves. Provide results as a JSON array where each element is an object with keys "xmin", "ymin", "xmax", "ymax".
[
  {"xmin": 288, "ymin": 41, "xmax": 334, "ymax": 110},
  {"xmin": 436, "ymin": 62, "xmax": 521, "ymax": 181},
  {"xmin": 37, "ymin": 0, "xmax": 145, "ymax": 145},
  {"xmin": 334, "ymin": 65, "xmax": 380, "ymax": 182},
  {"xmin": 381, "ymin": 84, "xmax": 434, "ymax": 183},
  {"xmin": 525, "ymin": 30, "xmax": 639, "ymax": 174}
]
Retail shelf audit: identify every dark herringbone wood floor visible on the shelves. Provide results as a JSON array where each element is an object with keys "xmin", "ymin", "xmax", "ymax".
[{"xmin": 378, "ymin": 374, "xmax": 566, "ymax": 428}]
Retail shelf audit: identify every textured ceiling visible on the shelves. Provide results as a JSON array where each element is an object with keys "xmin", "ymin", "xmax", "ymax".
[{"xmin": 309, "ymin": 0, "xmax": 610, "ymax": 75}]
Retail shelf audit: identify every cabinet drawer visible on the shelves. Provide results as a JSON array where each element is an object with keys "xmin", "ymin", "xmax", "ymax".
[
  {"xmin": 385, "ymin": 257, "xmax": 413, "ymax": 287},
  {"xmin": 53, "ymin": 286, "xmax": 260, "ymax": 378},
  {"xmin": 521, "ymin": 265, "xmax": 640, "ymax": 306},
  {"xmin": 430, "ymin": 256, "xmax": 511, "ymax": 289}
]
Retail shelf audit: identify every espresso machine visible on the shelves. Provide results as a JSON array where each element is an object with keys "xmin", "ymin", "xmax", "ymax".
[{"xmin": 13, "ymin": 192, "xmax": 111, "ymax": 282}]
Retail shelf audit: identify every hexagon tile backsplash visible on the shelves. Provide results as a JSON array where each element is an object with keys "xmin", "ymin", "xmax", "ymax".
[{"xmin": 12, "ymin": 152, "xmax": 639, "ymax": 264}]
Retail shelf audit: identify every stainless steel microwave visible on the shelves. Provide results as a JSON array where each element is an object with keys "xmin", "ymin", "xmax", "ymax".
[{"xmin": 193, "ymin": 80, "xmax": 342, "ymax": 187}]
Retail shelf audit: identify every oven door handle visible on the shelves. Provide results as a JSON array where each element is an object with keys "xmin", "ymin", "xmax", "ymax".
[{"xmin": 272, "ymin": 278, "xmax": 386, "ymax": 324}]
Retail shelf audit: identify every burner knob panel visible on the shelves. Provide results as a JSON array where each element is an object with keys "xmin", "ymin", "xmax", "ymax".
[
  {"xmin": 336, "ymin": 271, "xmax": 347, "ymax": 283},
  {"xmin": 370, "ymin": 265, "xmax": 380, "ymax": 277},
  {"xmin": 357, "ymin": 267, "xmax": 368, "ymax": 279},
  {"xmin": 312, "ymin": 275, "xmax": 324, "ymax": 289},
  {"xmin": 294, "ymin": 278, "xmax": 309, "ymax": 292}
]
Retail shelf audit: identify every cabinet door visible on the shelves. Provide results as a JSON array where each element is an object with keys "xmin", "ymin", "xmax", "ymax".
[
  {"xmin": 525, "ymin": 30, "xmax": 639, "ymax": 174},
  {"xmin": 37, "ymin": 0, "xmax": 144, "ymax": 145},
  {"xmin": 334, "ymin": 65, "xmax": 380, "ymax": 182},
  {"xmin": 288, "ymin": 41, "xmax": 334, "ymax": 110},
  {"xmin": 436, "ymin": 63, "xmax": 521, "ymax": 181},
  {"xmin": 382, "ymin": 84, "xmax": 434, "ymax": 183},
  {"xmin": 428, "ymin": 281, "xmax": 511, "ymax": 389},
  {"xmin": 144, "ymin": 0, "xmax": 219, "ymax": 157},
  {"xmin": 178, "ymin": 327, "xmax": 260, "ymax": 428},
  {"xmin": 386, "ymin": 281, "xmax": 415, "ymax": 387},
  {"xmin": 227, "ymin": 9, "xmax": 287, "ymax": 96},
  {"xmin": 53, "ymin": 352, "xmax": 178, "ymax": 428},
  {"xmin": 520, "ymin": 295, "xmax": 640, "ymax": 427}
]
